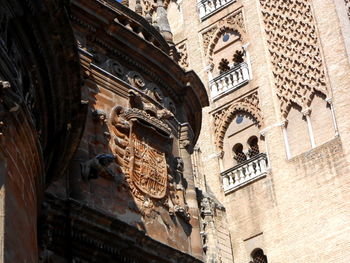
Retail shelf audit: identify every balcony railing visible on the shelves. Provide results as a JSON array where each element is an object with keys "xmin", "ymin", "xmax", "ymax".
[
  {"xmin": 221, "ymin": 153, "xmax": 268, "ymax": 194},
  {"xmin": 198, "ymin": 0, "xmax": 237, "ymax": 20},
  {"xmin": 210, "ymin": 62, "xmax": 250, "ymax": 100}
]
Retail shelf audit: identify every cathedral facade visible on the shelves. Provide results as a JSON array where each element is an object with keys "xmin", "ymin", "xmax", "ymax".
[{"xmin": 1, "ymin": 0, "xmax": 350, "ymax": 262}]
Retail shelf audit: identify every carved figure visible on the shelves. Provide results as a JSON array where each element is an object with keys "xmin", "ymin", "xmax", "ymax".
[
  {"xmin": 169, "ymin": 157, "xmax": 190, "ymax": 221},
  {"xmin": 110, "ymin": 106, "xmax": 130, "ymax": 168},
  {"xmin": 92, "ymin": 109, "xmax": 107, "ymax": 123},
  {"xmin": 81, "ymin": 153, "xmax": 116, "ymax": 180}
]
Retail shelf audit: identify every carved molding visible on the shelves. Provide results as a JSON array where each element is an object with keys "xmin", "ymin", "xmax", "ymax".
[
  {"xmin": 213, "ymin": 92, "xmax": 262, "ymax": 150},
  {"xmin": 260, "ymin": 0, "xmax": 329, "ymax": 117},
  {"xmin": 202, "ymin": 10, "xmax": 246, "ymax": 63}
]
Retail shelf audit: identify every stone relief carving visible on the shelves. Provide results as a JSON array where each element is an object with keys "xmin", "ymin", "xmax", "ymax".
[
  {"xmin": 81, "ymin": 153, "xmax": 116, "ymax": 180},
  {"xmin": 97, "ymin": 57, "xmax": 177, "ymax": 115},
  {"xmin": 92, "ymin": 109, "xmax": 107, "ymax": 123},
  {"xmin": 202, "ymin": 26, "xmax": 218, "ymax": 55},
  {"xmin": 198, "ymin": 193, "xmax": 225, "ymax": 262},
  {"xmin": 168, "ymin": 157, "xmax": 190, "ymax": 221},
  {"xmin": 176, "ymin": 42, "xmax": 189, "ymax": 70},
  {"xmin": 102, "ymin": 91, "xmax": 189, "ymax": 219},
  {"xmin": 103, "ymin": 59, "xmax": 125, "ymax": 77},
  {"xmin": 213, "ymin": 91, "xmax": 262, "ymax": 150},
  {"xmin": 260, "ymin": 0, "xmax": 329, "ymax": 117},
  {"xmin": 127, "ymin": 71, "xmax": 146, "ymax": 89}
]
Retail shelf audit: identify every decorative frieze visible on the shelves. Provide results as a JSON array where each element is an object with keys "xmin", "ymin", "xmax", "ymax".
[{"xmin": 259, "ymin": 0, "xmax": 329, "ymax": 117}]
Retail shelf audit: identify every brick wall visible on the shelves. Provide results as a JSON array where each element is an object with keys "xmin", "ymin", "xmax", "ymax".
[{"xmin": 175, "ymin": 0, "xmax": 350, "ymax": 261}]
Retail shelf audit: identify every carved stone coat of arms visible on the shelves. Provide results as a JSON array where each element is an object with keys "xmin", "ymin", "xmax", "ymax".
[{"xmin": 129, "ymin": 133, "xmax": 167, "ymax": 199}]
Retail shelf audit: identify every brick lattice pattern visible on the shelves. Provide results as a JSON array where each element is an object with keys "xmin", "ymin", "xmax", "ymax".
[{"xmin": 259, "ymin": 0, "xmax": 329, "ymax": 117}]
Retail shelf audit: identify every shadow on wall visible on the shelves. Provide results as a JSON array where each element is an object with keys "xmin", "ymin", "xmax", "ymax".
[{"xmin": 40, "ymin": 72, "xmax": 194, "ymax": 260}]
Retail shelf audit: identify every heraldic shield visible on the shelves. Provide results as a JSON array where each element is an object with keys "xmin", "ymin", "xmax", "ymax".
[{"xmin": 129, "ymin": 133, "xmax": 167, "ymax": 199}]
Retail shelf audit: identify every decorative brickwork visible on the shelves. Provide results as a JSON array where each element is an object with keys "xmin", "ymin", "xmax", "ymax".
[
  {"xmin": 202, "ymin": 10, "xmax": 246, "ymax": 63},
  {"xmin": 213, "ymin": 91, "xmax": 262, "ymax": 150},
  {"xmin": 259, "ymin": 0, "xmax": 329, "ymax": 117}
]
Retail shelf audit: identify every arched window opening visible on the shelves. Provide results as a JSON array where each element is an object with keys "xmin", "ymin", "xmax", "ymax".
[
  {"xmin": 250, "ymin": 248, "xmax": 268, "ymax": 263},
  {"xmin": 218, "ymin": 58, "xmax": 230, "ymax": 74},
  {"xmin": 232, "ymin": 143, "xmax": 246, "ymax": 164},
  {"xmin": 233, "ymin": 49, "xmax": 244, "ymax": 66},
  {"xmin": 247, "ymin": 136, "xmax": 259, "ymax": 158}
]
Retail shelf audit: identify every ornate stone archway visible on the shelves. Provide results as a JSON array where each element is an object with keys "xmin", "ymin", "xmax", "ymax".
[{"xmin": 213, "ymin": 93, "xmax": 263, "ymax": 150}]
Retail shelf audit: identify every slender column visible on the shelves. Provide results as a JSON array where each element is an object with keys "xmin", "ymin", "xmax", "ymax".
[
  {"xmin": 326, "ymin": 97, "xmax": 339, "ymax": 137},
  {"xmin": 198, "ymin": 2, "xmax": 206, "ymax": 18},
  {"xmin": 281, "ymin": 119, "xmax": 292, "ymax": 159},
  {"xmin": 242, "ymin": 43, "xmax": 252, "ymax": 80},
  {"xmin": 302, "ymin": 108, "xmax": 316, "ymax": 148},
  {"xmin": 217, "ymin": 151, "xmax": 224, "ymax": 172},
  {"xmin": 222, "ymin": 176, "xmax": 229, "ymax": 190}
]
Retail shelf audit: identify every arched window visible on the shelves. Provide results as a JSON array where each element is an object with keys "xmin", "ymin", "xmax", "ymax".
[
  {"xmin": 251, "ymin": 248, "xmax": 268, "ymax": 263},
  {"xmin": 247, "ymin": 136, "xmax": 259, "ymax": 158},
  {"xmin": 232, "ymin": 143, "xmax": 246, "ymax": 164}
]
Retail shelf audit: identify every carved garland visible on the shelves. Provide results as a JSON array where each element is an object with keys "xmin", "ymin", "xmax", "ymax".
[
  {"xmin": 259, "ymin": 0, "xmax": 329, "ymax": 118},
  {"xmin": 202, "ymin": 10, "xmax": 246, "ymax": 63},
  {"xmin": 213, "ymin": 92, "xmax": 263, "ymax": 150}
]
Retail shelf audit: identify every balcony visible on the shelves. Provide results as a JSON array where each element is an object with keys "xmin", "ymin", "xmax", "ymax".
[
  {"xmin": 210, "ymin": 62, "xmax": 250, "ymax": 100},
  {"xmin": 221, "ymin": 153, "xmax": 268, "ymax": 194},
  {"xmin": 198, "ymin": 0, "xmax": 237, "ymax": 20}
]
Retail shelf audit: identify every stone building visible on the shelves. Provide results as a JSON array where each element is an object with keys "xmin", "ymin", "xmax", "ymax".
[
  {"xmin": 1, "ymin": 0, "xmax": 350, "ymax": 262},
  {"xmin": 167, "ymin": 0, "xmax": 350, "ymax": 262}
]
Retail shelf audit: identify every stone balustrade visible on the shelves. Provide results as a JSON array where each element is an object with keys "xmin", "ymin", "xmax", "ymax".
[
  {"xmin": 221, "ymin": 153, "xmax": 268, "ymax": 194},
  {"xmin": 210, "ymin": 62, "xmax": 250, "ymax": 100},
  {"xmin": 198, "ymin": 0, "xmax": 236, "ymax": 20}
]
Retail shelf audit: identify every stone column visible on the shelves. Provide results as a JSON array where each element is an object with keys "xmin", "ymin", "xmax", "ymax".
[
  {"xmin": 281, "ymin": 119, "xmax": 292, "ymax": 159},
  {"xmin": 302, "ymin": 108, "xmax": 316, "ymax": 148},
  {"xmin": 326, "ymin": 97, "xmax": 339, "ymax": 137}
]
